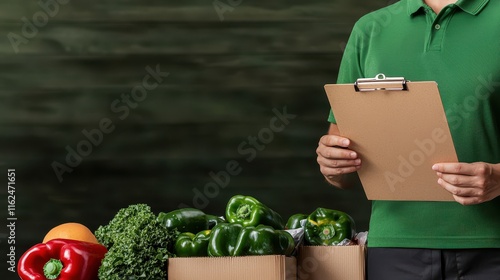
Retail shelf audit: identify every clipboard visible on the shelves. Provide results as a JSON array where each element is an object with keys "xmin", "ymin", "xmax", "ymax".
[{"xmin": 324, "ymin": 74, "xmax": 458, "ymax": 201}]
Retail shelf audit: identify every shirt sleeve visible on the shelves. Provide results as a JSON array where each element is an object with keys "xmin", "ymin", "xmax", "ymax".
[{"xmin": 328, "ymin": 23, "xmax": 365, "ymax": 124}]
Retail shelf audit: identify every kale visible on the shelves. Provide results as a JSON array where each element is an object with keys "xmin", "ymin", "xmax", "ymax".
[{"xmin": 95, "ymin": 204, "xmax": 178, "ymax": 280}]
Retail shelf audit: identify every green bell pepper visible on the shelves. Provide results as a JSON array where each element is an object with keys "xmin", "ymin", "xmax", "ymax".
[
  {"xmin": 174, "ymin": 230, "xmax": 211, "ymax": 257},
  {"xmin": 285, "ymin": 213, "xmax": 308, "ymax": 229},
  {"xmin": 304, "ymin": 207, "xmax": 356, "ymax": 245},
  {"xmin": 158, "ymin": 208, "xmax": 224, "ymax": 233},
  {"xmin": 225, "ymin": 195, "xmax": 285, "ymax": 229},
  {"xmin": 208, "ymin": 223, "xmax": 295, "ymax": 257}
]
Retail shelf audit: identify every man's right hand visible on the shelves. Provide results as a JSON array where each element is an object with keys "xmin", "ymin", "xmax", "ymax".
[{"xmin": 316, "ymin": 124, "xmax": 361, "ymax": 188}]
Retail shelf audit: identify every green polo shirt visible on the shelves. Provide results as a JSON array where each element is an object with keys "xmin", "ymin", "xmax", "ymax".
[{"xmin": 329, "ymin": 0, "xmax": 500, "ymax": 248}]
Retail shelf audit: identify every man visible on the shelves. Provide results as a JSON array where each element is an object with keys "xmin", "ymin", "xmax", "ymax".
[{"xmin": 316, "ymin": 0, "xmax": 500, "ymax": 279}]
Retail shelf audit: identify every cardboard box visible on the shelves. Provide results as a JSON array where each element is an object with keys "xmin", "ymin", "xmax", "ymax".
[
  {"xmin": 168, "ymin": 255, "xmax": 297, "ymax": 280},
  {"xmin": 297, "ymin": 245, "xmax": 366, "ymax": 280}
]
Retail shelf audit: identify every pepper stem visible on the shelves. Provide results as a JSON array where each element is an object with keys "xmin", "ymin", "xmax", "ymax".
[
  {"xmin": 43, "ymin": 259, "xmax": 63, "ymax": 280},
  {"xmin": 319, "ymin": 224, "xmax": 336, "ymax": 241},
  {"xmin": 236, "ymin": 204, "xmax": 252, "ymax": 219}
]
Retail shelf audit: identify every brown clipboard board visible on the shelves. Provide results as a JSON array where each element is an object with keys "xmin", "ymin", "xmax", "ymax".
[{"xmin": 324, "ymin": 74, "xmax": 458, "ymax": 201}]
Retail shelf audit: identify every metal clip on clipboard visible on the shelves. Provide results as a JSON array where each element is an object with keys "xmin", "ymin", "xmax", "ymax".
[{"xmin": 354, "ymin": 73, "xmax": 408, "ymax": 92}]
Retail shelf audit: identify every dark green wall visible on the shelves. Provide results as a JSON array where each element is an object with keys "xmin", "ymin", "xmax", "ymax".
[{"xmin": 0, "ymin": 0, "xmax": 390, "ymax": 275}]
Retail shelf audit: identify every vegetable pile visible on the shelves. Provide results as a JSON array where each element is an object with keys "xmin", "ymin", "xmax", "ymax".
[
  {"xmin": 17, "ymin": 194, "xmax": 360, "ymax": 279},
  {"xmin": 167, "ymin": 194, "xmax": 295, "ymax": 258}
]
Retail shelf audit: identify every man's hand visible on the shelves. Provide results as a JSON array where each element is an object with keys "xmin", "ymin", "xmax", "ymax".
[
  {"xmin": 316, "ymin": 134, "xmax": 361, "ymax": 188},
  {"xmin": 432, "ymin": 162, "xmax": 500, "ymax": 205}
]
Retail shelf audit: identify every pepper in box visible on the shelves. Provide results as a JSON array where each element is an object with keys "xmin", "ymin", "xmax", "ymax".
[
  {"xmin": 285, "ymin": 213, "xmax": 308, "ymax": 229},
  {"xmin": 304, "ymin": 207, "xmax": 356, "ymax": 245},
  {"xmin": 157, "ymin": 208, "xmax": 224, "ymax": 233},
  {"xmin": 174, "ymin": 230, "xmax": 212, "ymax": 257},
  {"xmin": 208, "ymin": 223, "xmax": 295, "ymax": 257},
  {"xmin": 225, "ymin": 195, "xmax": 285, "ymax": 229}
]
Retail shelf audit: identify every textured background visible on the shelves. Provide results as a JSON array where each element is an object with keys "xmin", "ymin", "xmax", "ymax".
[{"xmin": 0, "ymin": 0, "xmax": 390, "ymax": 277}]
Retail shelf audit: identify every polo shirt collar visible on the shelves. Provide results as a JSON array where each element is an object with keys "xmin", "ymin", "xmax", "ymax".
[{"xmin": 407, "ymin": 0, "xmax": 489, "ymax": 16}]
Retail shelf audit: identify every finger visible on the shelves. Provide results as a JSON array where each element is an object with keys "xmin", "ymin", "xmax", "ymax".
[
  {"xmin": 452, "ymin": 195, "xmax": 483, "ymax": 206},
  {"xmin": 319, "ymin": 134, "xmax": 351, "ymax": 148},
  {"xmin": 432, "ymin": 163, "xmax": 476, "ymax": 176},
  {"xmin": 321, "ymin": 165, "xmax": 361, "ymax": 177},
  {"xmin": 437, "ymin": 178, "xmax": 478, "ymax": 197},
  {"xmin": 317, "ymin": 157, "xmax": 362, "ymax": 169},
  {"xmin": 437, "ymin": 173, "xmax": 475, "ymax": 188},
  {"xmin": 316, "ymin": 145, "xmax": 358, "ymax": 161}
]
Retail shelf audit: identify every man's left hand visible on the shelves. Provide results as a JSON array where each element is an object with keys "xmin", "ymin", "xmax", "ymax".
[{"xmin": 432, "ymin": 162, "xmax": 500, "ymax": 205}]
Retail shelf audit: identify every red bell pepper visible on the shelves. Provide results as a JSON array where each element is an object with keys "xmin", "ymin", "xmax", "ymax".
[{"xmin": 17, "ymin": 238, "xmax": 107, "ymax": 280}]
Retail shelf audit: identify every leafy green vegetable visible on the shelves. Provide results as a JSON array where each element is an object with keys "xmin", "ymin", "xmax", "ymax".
[{"xmin": 95, "ymin": 204, "xmax": 178, "ymax": 280}]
